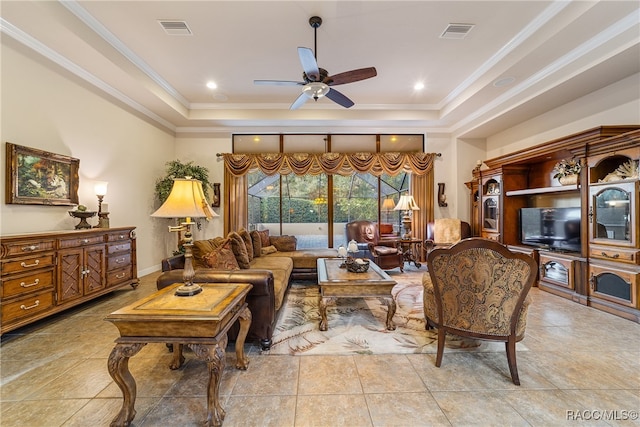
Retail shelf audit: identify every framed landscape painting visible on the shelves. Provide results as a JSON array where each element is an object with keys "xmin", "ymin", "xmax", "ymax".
[{"xmin": 6, "ymin": 142, "xmax": 79, "ymax": 205}]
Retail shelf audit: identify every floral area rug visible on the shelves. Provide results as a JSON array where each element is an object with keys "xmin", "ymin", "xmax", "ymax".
[{"xmin": 263, "ymin": 265, "xmax": 492, "ymax": 356}]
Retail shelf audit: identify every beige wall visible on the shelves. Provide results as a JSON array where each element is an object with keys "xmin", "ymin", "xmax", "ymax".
[{"xmin": 1, "ymin": 42, "xmax": 175, "ymax": 276}]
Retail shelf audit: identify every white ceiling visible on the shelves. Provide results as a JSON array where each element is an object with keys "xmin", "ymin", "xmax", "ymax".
[{"xmin": 2, "ymin": 1, "xmax": 639, "ymax": 138}]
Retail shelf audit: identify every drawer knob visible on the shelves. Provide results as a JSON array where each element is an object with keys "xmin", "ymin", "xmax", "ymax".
[
  {"xmin": 82, "ymin": 239, "xmax": 89, "ymax": 244},
  {"xmin": 20, "ymin": 260, "xmax": 40, "ymax": 268},
  {"xmin": 20, "ymin": 279, "xmax": 40, "ymax": 288},
  {"xmin": 601, "ymin": 251, "xmax": 620, "ymax": 259},
  {"xmin": 21, "ymin": 245, "xmax": 39, "ymax": 252},
  {"xmin": 20, "ymin": 300, "xmax": 40, "ymax": 310}
]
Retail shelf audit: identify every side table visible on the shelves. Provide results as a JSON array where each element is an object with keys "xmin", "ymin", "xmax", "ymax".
[
  {"xmin": 105, "ymin": 282, "xmax": 252, "ymax": 427},
  {"xmin": 397, "ymin": 238, "xmax": 422, "ymax": 268}
]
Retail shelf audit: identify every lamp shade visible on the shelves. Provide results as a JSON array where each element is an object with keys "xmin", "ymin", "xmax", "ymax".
[
  {"xmin": 151, "ymin": 178, "xmax": 218, "ymax": 219},
  {"xmin": 382, "ymin": 197, "xmax": 396, "ymax": 211},
  {"xmin": 94, "ymin": 181, "xmax": 108, "ymax": 196},
  {"xmin": 394, "ymin": 194, "xmax": 420, "ymax": 211}
]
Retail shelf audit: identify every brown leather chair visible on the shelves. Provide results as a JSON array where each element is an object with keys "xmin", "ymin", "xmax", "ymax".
[
  {"xmin": 423, "ymin": 238, "xmax": 537, "ymax": 385},
  {"xmin": 423, "ymin": 218, "xmax": 472, "ymax": 257},
  {"xmin": 345, "ymin": 220, "xmax": 404, "ymax": 271}
]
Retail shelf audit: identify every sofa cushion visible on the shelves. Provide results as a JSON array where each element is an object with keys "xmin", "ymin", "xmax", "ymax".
[
  {"xmin": 201, "ymin": 239, "xmax": 239, "ymax": 270},
  {"xmin": 227, "ymin": 231, "xmax": 251, "ymax": 269},
  {"xmin": 261, "ymin": 245, "xmax": 277, "ymax": 255},
  {"xmin": 256, "ymin": 229, "xmax": 270, "ymax": 248},
  {"xmin": 250, "ymin": 256, "xmax": 293, "ymax": 311},
  {"xmin": 239, "ymin": 229, "xmax": 254, "ymax": 261},
  {"xmin": 250, "ymin": 230, "xmax": 262, "ymax": 258},
  {"xmin": 265, "ymin": 249, "xmax": 338, "ymax": 270},
  {"xmin": 270, "ymin": 235, "xmax": 297, "ymax": 252}
]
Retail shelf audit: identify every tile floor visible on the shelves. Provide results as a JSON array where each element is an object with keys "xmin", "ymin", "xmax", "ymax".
[{"xmin": 1, "ymin": 271, "xmax": 639, "ymax": 426}]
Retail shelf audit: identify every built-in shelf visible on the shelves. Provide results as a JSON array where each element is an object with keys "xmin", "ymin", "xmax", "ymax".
[{"xmin": 506, "ymin": 184, "xmax": 579, "ymax": 197}]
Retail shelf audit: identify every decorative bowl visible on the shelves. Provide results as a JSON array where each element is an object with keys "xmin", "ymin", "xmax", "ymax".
[{"xmin": 345, "ymin": 257, "xmax": 370, "ymax": 273}]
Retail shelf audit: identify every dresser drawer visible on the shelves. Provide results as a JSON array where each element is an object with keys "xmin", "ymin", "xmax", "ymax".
[
  {"xmin": 108, "ymin": 241, "xmax": 131, "ymax": 255},
  {"xmin": 107, "ymin": 231, "xmax": 133, "ymax": 242},
  {"xmin": 107, "ymin": 267, "xmax": 133, "ymax": 286},
  {"xmin": 589, "ymin": 245, "xmax": 639, "ymax": 265},
  {"xmin": 1, "ymin": 270, "xmax": 54, "ymax": 298},
  {"xmin": 59, "ymin": 235, "xmax": 104, "ymax": 249},
  {"xmin": 1, "ymin": 290, "xmax": 54, "ymax": 325},
  {"xmin": 107, "ymin": 253, "xmax": 131, "ymax": 271},
  {"xmin": 1, "ymin": 253, "xmax": 55, "ymax": 275},
  {"xmin": 1, "ymin": 239, "xmax": 55, "ymax": 256}
]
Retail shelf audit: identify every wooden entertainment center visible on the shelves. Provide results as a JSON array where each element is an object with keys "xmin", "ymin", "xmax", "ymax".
[
  {"xmin": 466, "ymin": 126, "xmax": 639, "ymax": 322},
  {"xmin": 0, "ymin": 226, "xmax": 138, "ymax": 334}
]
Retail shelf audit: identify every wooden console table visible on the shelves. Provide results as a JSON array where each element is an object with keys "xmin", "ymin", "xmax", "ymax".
[{"xmin": 105, "ymin": 282, "xmax": 252, "ymax": 427}]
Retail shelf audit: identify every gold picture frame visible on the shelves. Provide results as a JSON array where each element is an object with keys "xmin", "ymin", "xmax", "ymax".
[{"xmin": 6, "ymin": 142, "xmax": 80, "ymax": 206}]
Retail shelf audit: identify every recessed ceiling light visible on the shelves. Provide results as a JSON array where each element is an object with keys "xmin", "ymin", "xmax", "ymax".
[
  {"xmin": 493, "ymin": 76, "xmax": 516, "ymax": 87},
  {"xmin": 206, "ymin": 81, "xmax": 217, "ymax": 90},
  {"xmin": 414, "ymin": 82, "xmax": 425, "ymax": 91}
]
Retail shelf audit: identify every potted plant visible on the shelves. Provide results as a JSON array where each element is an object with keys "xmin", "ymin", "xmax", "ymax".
[
  {"xmin": 553, "ymin": 158, "xmax": 581, "ymax": 185},
  {"xmin": 155, "ymin": 160, "xmax": 212, "ymax": 203}
]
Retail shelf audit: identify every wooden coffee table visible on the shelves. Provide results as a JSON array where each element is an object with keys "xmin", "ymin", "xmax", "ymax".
[
  {"xmin": 105, "ymin": 282, "xmax": 252, "ymax": 427},
  {"xmin": 317, "ymin": 258, "xmax": 397, "ymax": 331}
]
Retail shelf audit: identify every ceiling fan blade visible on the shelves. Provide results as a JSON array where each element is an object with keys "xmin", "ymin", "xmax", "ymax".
[
  {"xmin": 328, "ymin": 67, "xmax": 377, "ymax": 86},
  {"xmin": 290, "ymin": 92, "xmax": 309, "ymax": 110},
  {"xmin": 254, "ymin": 80, "xmax": 304, "ymax": 86},
  {"xmin": 298, "ymin": 47, "xmax": 320, "ymax": 81},
  {"xmin": 325, "ymin": 88, "xmax": 354, "ymax": 108}
]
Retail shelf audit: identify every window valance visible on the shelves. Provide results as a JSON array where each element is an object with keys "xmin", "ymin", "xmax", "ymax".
[{"xmin": 218, "ymin": 152, "xmax": 437, "ymax": 177}]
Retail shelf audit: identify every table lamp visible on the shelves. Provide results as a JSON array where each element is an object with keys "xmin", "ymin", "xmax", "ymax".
[
  {"xmin": 151, "ymin": 177, "xmax": 218, "ymax": 296},
  {"xmin": 394, "ymin": 193, "xmax": 420, "ymax": 239},
  {"xmin": 382, "ymin": 197, "xmax": 396, "ymax": 223},
  {"xmin": 94, "ymin": 181, "xmax": 110, "ymax": 228}
]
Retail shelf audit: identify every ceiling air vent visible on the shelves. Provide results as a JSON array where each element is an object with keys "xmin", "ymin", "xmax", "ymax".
[
  {"xmin": 440, "ymin": 23, "xmax": 474, "ymax": 39},
  {"xmin": 158, "ymin": 20, "xmax": 192, "ymax": 36}
]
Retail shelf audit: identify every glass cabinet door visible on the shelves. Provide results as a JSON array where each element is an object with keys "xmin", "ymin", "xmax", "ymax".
[
  {"xmin": 483, "ymin": 196, "xmax": 499, "ymax": 231},
  {"xmin": 590, "ymin": 182, "xmax": 636, "ymax": 246}
]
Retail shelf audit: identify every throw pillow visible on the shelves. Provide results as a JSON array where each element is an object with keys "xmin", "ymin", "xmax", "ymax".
[
  {"xmin": 227, "ymin": 231, "xmax": 251, "ymax": 269},
  {"xmin": 256, "ymin": 229, "xmax": 270, "ymax": 248},
  {"xmin": 201, "ymin": 239, "xmax": 239, "ymax": 270},
  {"xmin": 270, "ymin": 235, "xmax": 297, "ymax": 252},
  {"xmin": 193, "ymin": 237, "xmax": 227, "ymax": 268},
  {"xmin": 250, "ymin": 230, "xmax": 262, "ymax": 258},
  {"xmin": 261, "ymin": 245, "xmax": 278, "ymax": 255},
  {"xmin": 239, "ymin": 228, "xmax": 254, "ymax": 261}
]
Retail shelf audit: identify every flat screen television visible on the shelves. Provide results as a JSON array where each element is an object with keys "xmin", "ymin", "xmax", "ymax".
[{"xmin": 520, "ymin": 207, "xmax": 581, "ymax": 252}]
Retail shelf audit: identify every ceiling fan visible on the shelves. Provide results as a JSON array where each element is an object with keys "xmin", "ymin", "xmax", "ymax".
[{"xmin": 254, "ymin": 16, "xmax": 377, "ymax": 109}]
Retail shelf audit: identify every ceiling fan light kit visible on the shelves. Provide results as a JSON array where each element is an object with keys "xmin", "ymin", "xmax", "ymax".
[{"xmin": 254, "ymin": 16, "xmax": 377, "ymax": 110}]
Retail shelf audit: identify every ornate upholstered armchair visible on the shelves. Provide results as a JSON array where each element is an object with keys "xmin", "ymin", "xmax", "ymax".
[
  {"xmin": 423, "ymin": 238, "xmax": 537, "ymax": 385},
  {"xmin": 345, "ymin": 220, "xmax": 404, "ymax": 272},
  {"xmin": 423, "ymin": 218, "xmax": 471, "ymax": 257}
]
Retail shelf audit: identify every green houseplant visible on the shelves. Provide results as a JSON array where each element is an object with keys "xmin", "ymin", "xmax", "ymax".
[
  {"xmin": 155, "ymin": 160, "xmax": 212, "ymax": 204},
  {"xmin": 154, "ymin": 160, "xmax": 213, "ymax": 254}
]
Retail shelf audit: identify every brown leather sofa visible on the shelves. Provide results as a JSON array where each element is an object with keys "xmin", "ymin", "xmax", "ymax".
[
  {"xmin": 344, "ymin": 220, "xmax": 404, "ymax": 271},
  {"xmin": 157, "ymin": 241, "xmax": 336, "ymax": 351}
]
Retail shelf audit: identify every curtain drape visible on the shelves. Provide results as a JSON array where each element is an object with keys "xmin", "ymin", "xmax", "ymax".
[
  {"xmin": 219, "ymin": 152, "xmax": 437, "ymax": 177},
  {"xmin": 220, "ymin": 152, "xmax": 436, "ymax": 246}
]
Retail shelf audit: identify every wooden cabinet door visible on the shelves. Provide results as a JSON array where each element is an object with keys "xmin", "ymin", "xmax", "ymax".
[
  {"xmin": 58, "ymin": 248, "xmax": 83, "ymax": 303},
  {"xmin": 83, "ymin": 245, "xmax": 106, "ymax": 294}
]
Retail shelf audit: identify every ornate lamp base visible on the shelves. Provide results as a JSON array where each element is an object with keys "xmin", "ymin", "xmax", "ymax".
[{"xmin": 174, "ymin": 283, "xmax": 203, "ymax": 297}]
